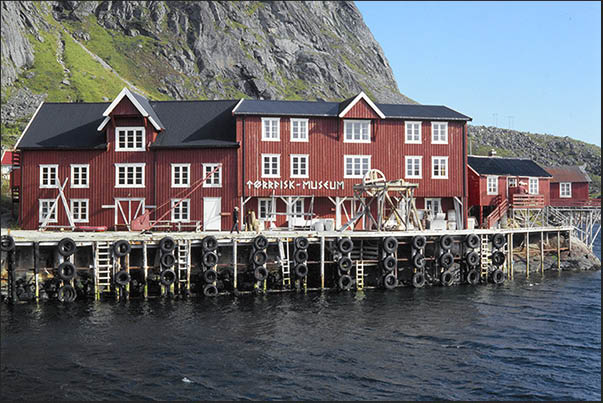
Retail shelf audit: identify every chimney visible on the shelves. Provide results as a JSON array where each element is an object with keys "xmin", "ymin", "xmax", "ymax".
[{"xmin": 488, "ymin": 149, "xmax": 497, "ymax": 157}]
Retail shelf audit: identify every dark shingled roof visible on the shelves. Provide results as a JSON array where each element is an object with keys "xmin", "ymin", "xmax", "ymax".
[
  {"xmin": 468, "ymin": 156, "xmax": 552, "ymax": 177},
  {"xmin": 131, "ymin": 91, "xmax": 165, "ymax": 130},
  {"xmin": 544, "ymin": 165, "xmax": 591, "ymax": 183}
]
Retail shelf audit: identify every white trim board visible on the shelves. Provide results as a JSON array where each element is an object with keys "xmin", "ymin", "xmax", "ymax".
[
  {"xmin": 100, "ymin": 87, "xmax": 161, "ymax": 131},
  {"xmin": 338, "ymin": 91, "xmax": 385, "ymax": 119}
]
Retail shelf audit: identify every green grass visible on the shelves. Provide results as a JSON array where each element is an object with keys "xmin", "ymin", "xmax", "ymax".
[{"xmin": 1, "ymin": 120, "xmax": 28, "ymax": 149}]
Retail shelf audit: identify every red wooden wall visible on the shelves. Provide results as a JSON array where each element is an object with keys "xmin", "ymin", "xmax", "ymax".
[{"xmin": 550, "ymin": 182, "xmax": 589, "ymax": 201}]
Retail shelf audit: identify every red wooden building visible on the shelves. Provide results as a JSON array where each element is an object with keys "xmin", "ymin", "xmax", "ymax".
[
  {"xmin": 12, "ymin": 88, "xmax": 472, "ymax": 231},
  {"xmin": 545, "ymin": 165, "xmax": 599, "ymax": 207}
]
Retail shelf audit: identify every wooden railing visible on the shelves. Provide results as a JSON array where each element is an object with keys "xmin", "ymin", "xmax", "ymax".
[
  {"xmin": 550, "ymin": 198, "xmax": 601, "ymax": 208},
  {"xmin": 511, "ymin": 194, "xmax": 545, "ymax": 209},
  {"xmin": 486, "ymin": 197, "xmax": 509, "ymax": 228}
]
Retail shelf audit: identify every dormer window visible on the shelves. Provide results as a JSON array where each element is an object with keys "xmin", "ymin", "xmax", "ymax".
[
  {"xmin": 344, "ymin": 120, "xmax": 370, "ymax": 143},
  {"xmin": 116, "ymin": 127, "xmax": 145, "ymax": 151}
]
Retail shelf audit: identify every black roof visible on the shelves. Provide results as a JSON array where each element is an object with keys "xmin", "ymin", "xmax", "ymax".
[
  {"xmin": 468, "ymin": 156, "xmax": 552, "ymax": 177},
  {"xmin": 131, "ymin": 91, "xmax": 165, "ymax": 130}
]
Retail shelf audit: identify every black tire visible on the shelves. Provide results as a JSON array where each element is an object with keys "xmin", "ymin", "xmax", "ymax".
[
  {"xmin": 160, "ymin": 269, "xmax": 176, "ymax": 286},
  {"xmin": 441, "ymin": 270, "xmax": 454, "ymax": 287},
  {"xmin": 491, "ymin": 251, "xmax": 506, "ymax": 266},
  {"xmin": 294, "ymin": 237, "xmax": 309, "ymax": 250},
  {"xmin": 439, "ymin": 252, "xmax": 454, "ymax": 269},
  {"xmin": 338, "ymin": 274, "xmax": 353, "ymax": 290},
  {"xmin": 160, "ymin": 252, "xmax": 176, "ymax": 268},
  {"xmin": 203, "ymin": 269, "xmax": 218, "ymax": 284},
  {"xmin": 337, "ymin": 237, "xmax": 353, "ymax": 254},
  {"xmin": 203, "ymin": 284, "xmax": 219, "ymax": 297},
  {"xmin": 491, "ymin": 268, "xmax": 505, "ymax": 284},
  {"xmin": 202, "ymin": 251, "xmax": 219, "ymax": 267},
  {"xmin": 383, "ymin": 273, "xmax": 397, "ymax": 290},
  {"xmin": 465, "ymin": 234, "xmax": 480, "ymax": 249},
  {"xmin": 412, "ymin": 253, "xmax": 425, "ymax": 269},
  {"xmin": 382, "ymin": 255, "xmax": 396, "ymax": 272},
  {"xmin": 57, "ymin": 262, "xmax": 76, "ymax": 282},
  {"xmin": 1, "ymin": 235, "xmax": 15, "ymax": 252},
  {"xmin": 412, "ymin": 272, "xmax": 426, "ymax": 288},
  {"xmin": 293, "ymin": 248, "xmax": 308, "ymax": 263},
  {"xmin": 466, "ymin": 251, "xmax": 480, "ymax": 267},
  {"xmin": 253, "ymin": 235, "xmax": 268, "ymax": 250},
  {"xmin": 57, "ymin": 284, "xmax": 77, "ymax": 303},
  {"xmin": 294, "ymin": 263, "xmax": 308, "ymax": 278},
  {"xmin": 113, "ymin": 240, "xmax": 131, "ymax": 257},
  {"xmin": 58, "ymin": 237, "xmax": 77, "ymax": 257},
  {"xmin": 159, "ymin": 236, "xmax": 176, "ymax": 253},
  {"xmin": 466, "ymin": 269, "xmax": 479, "ymax": 285},
  {"xmin": 220, "ymin": 267, "xmax": 234, "ymax": 281},
  {"xmin": 412, "ymin": 235, "xmax": 426, "ymax": 250},
  {"xmin": 254, "ymin": 266, "xmax": 268, "ymax": 281},
  {"xmin": 382, "ymin": 236, "xmax": 398, "ymax": 254},
  {"xmin": 492, "ymin": 233, "xmax": 506, "ymax": 249},
  {"xmin": 251, "ymin": 250, "xmax": 268, "ymax": 266},
  {"xmin": 201, "ymin": 235, "xmax": 218, "ymax": 252},
  {"xmin": 115, "ymin": 270, "xmax": 131, "ymax": 287},
  {"xmin": 440, "ymin": 235, "xmax": 453, "ymax": 250},
  {"xmin": 337, "ymin": 256, "xmax": 353, "ymax": 273}
]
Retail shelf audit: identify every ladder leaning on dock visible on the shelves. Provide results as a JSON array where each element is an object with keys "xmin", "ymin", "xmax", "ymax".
[
  {"xmin": 94, "ymin": 241, "xmax": 113, "ymax": 298},
  {"xmin": 480, "ymin": 235, "xmax": 490, "ymax": 281},
  {"xmin": 278, "ymin": 239, "xmax": 291, "ymax": 288},
  {"xmin": 177, "ymin": 240, "xmax": 191, "ymax": 292}
]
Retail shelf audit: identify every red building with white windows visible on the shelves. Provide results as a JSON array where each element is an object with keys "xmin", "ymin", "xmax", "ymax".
[
  {"xmin": 545, "ymin": 165, "xmax": 599, "ymax": 207},
  {"xmin": 12, "ymin": 88, "xmax": 472, "ymax": 231}
]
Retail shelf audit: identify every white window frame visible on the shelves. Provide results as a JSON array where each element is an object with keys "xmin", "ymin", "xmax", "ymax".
[
  {"xmin": 431, "ymin": 156, "xmax": 449, "ymax": 179},
  {"xmin": 508, "ymin": 178, "xmax": 518, "ymax": 187},
  {"xmin": 431, "ymin": 122, "xmax": 449, "ymax": 144},
  {"xmin": 405, "ymin": 156, "xmax": 422, "ymax": 179},
  {"xmin": 39, "ymin": 164, "xmax": 59, "ymax": 189},
  {"xmin": 70, "ymin": 199, "xmax": 89, "ymax": 223},
  {"xmin": 171, "ymin": 199, "xmax": 190, "ymax": 223},
  {"xmin": 487, "ymin": 176, "xmax": 499, "ymax": 195},
  {"xmin": 115, "ymin": 126, "xmax": 146, "ymax": 151},
  {"xmin": 258, "ymin": 198, "xmax": 276, "ymax": 221},
  {"xmin": 425, "ymin": 198, "xmax": 442, "ymax": 216},
  {"xmin": 560, "ymin": 182, "xmax": 572, "ymax": 198},
  {"xmin": 290, "ymin": 118, "xmax": 309, "ymax": 142},
  {"xmin": 203, "ymin": 163, "xmax": 223, "ymax": 188},
  {"xmin": 290, "ymin": 154, "xmax": 309, "ymax": 178},
  {"xmin": 343, "ymin": 119, "xmax": 371, "ymax": 143},
  {"xmin": 261, "ymin": 118, "xmax": 280, "ymax": 141},
  {"xmin": 171, "ymin": 163, "xmax": 190, "ymax": 188},
  {"xmin": 344, "ymin": 155, "xmax": 371, "ymax": 178},
  {"xmin": 291, "ymin": 198, "xmax": 304, "ymax": 219},
  {"xmin": 39, "ymin": 199, "xmax": 58, "ymax": 223},
  {"xmin": 405, "ymin": 121, "xmax": 422, "ymax": 144},
  {"xmin": 115, "ymin": 163, "xmax": 146, "ymax": 188},
  {"xmin": 261, "ymin": 154, "xmax": 280, "ymax": 178},
  {"xmin": 529, "ymin": 177, "xmax": 539, "ymax": 195}
]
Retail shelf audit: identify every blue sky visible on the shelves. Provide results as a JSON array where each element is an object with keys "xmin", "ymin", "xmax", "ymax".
[{"xmin": 356, "ymin": 1, "xmax": 601, "ymax": 146}]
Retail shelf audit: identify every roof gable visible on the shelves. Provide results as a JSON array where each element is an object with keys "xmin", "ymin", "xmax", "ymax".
[
  {"xmin": 338, "ymin": 92, "xmax": 385, "ymax": 119},
  {"xmin": 468, "ymin": 156, "xmax": 552, "ymax": 178},
  {"xmin": 341, "ymin": 98, "xmax": 381, "ymax": 119},
  {"xmin": 99, "ymin": 88, "xmax": 164, "ymax": 131}
]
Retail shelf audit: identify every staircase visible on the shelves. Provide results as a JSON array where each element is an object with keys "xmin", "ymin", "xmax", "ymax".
[
  {"xmin": 94, "ymin": 242, "xmax": 113, "ymax": 297},
  {"xmin": 485, "ymin": 197, "xmax": 509, "ymax": 229},
  {"xmin": 278, "ymin": 240, "xmax": 291, "ymax": 288}
]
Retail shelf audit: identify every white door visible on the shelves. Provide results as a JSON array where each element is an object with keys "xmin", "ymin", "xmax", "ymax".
[{"xmin": 203, "ymin": 197, "xmax": 221, "ymax": 231}]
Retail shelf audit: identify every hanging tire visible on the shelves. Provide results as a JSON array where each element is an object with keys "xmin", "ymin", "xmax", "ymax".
[
  {"xmin": 294, "ymin": 237, "xmax": 309, "ymax": 250},
  {"xmin": 1, "ymin": 235, "xmax": 15, "ymax": 252},
  {"xmin": 412, "ymin": 271, "xmax": 426, "ymax": 288},
  {"xmin": 251, "ymin": 249, "xmax": 268, "ymax": 266},
  {"xmin": 337, "ymin": 237, "xmax": 353, "ymax": 254},
  {"xmin": 491, "ymin": 268, "xmax": 505, "ymax": 284},
  {"xmin": 160, "ymin": 269, "xmax": 176, "ymax": 286},
  {"xmin": 441, "ymin": 270, "xmax": 454, "ymax": 287},
  {"xmin": 440, "ymin": 235, "xmax": 453, "ymax": 250},
  {"xmin": 159, "ymin": 236, "xmax": 176, "ymax": 253},
  {"xmin": 491, "ymin": 251, "xmax": 506, "ymax": 266},
  {"xmin": 253, "ymin": 235, "xmax": 268, "ymax": 250},
  {"xmin": 57, "ymin": 284, "xmax": 77, "ymax": 303},
  {"xmin": 293, "ymin": 248, "xmax": 308, "ymax": 263},
  {"xmin": 203, "ymin": 284, "xmax": 219, "ymax": 297},
  {"xmin": 439, "ymin": 252, "xmax": 454, "ymax": 269},
  {"xmin": 254, "ymin": 266, "xmax": 268, "ymax": 281},
  {"xmin": 337, "ymin": 256, "xmax": 353, "ymax": 273},
  {"xmin": 58, "ymin": 237, "xmax": 77, "ymax": 257},
  {"xmin": 201, "ymin": 235, "xmax": 218, "ymax": 252},
  {"xmin": 113, "ymin": 240, "xmax": 131, "ymax": 257},
  {"xmin": 382, "ymin": 255, "xmax": 396, "ymax": 272},
  {"xmin": 383, "ymin": 273, "xmax": 397, "ymax": 290},
  {"xmin": 294, "ymin": 263, "xmax": 308, "ymax": 278},
  {"xmin": 412, "ymin": 253, "xmax": 425, "ymax": 269},
  {"xmin": 338, "ymin": 274, "xmax": 353, "ymax": 290},
  {"xmin": 203, "ymin": 269, "xmax": 218, "ymax": 284},
  {"xmin": 160, "ymin": 252, "xmax": 176, "ymax": 268},
  {"xmin": 202, "ymin": 251, "xmax": 218, "ymax": 267},
  {"xmin": 466, "ymin": 269, "xmax": 479, "ymax": 285},
  {"xmin": 466, "ymin": 251, "xmax": 480, "ymax": 267},
  {"xmin": 382, "ymin": 237, "xmax": 398, "ymax": 254},
  {"xmin": 465, "ymin": 234, "xmax": 480, "ymax": 249},
  {"xmin": 57, "ymin": 262, "xmax": 76, "ymax": 282},
  {"xmin": 412, "ymin": 235, "xmax": 426, "ymax": 250},
  {"xmin": 115, "ymin": 270, "xmax": 131, "ymax": 287},
  {"xmin": 492, "ymin": 233, "xmax": 506, "ymax": 249}
]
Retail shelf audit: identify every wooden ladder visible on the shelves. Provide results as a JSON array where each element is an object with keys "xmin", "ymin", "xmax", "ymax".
[
  {"xmin": 355, "ymin": 261, "xmax": 364, "ymax": 290},
  {"xmin": 177, "ymin": 240, "xmax": 191, "ymax": 291},
  {"xmin": 480, "ymin": 235, "xmax": 490, "ymax": 281},
  {"xmin": 278, "ymin": 239, "xmax": 291, "ymax": 288},
  {"xmin": 94, "ymin": 241, "xmax": 113, "ymax": 298}
]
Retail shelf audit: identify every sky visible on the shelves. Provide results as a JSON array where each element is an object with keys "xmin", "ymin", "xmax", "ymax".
[{"xmin": 356, "ymin": 1, "xmax": 601, "ymax": 146}]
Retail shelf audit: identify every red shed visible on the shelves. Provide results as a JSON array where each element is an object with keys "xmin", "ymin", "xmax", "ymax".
[{"xmin": 545, "ymin": 165, "xmax": 599, "ymax": 207}]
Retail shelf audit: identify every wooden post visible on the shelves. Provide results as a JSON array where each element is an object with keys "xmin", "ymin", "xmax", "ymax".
[
  {"xmin": 557, "ymin": 231, "xmax": 561, "ymax": 272},
  {"xmin": 33, "ymin": 242, "xmax": 39, "ymax": 301},
  {"xmin": 320, "ymin": 236, "xmax": 325, "ymax": 289},
  {"xmin": 526, "ymin": 232, "xmax": 530, "ymax": 278},
  {"xmin": 233, "ymin": 239, "xmax": 238, "ymax": 291},
  {"xmin": 143, "ymin": 241, "xmax": 148, "ymax": 299},
  {"xmin": 540, "ymin": 231, "xmax": 544, "ymax": 274},
  {"xmin": 507, "ymin": 233, "xmax": 513, "ymax": 279}
]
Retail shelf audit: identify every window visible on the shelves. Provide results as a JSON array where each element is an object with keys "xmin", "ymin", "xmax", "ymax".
[
  {"xmin": 261, "ymin": 118, "xmax": 280, "ymax": 141},
  {"xmin": 560, "ymin": 182, "xmax": 572, "ymax": 198},
  {"xmin": 258, "ymin": 198, "xmax": 275, "ymax": 221},
  {"xmin": 40, "ymin": 165, "xmax": 58, "ymax": 188},
  {"xmin": 70, "ymin": 164, "xmax": 89, "ymax": 188},
  {"xmin": 529, "ymin": 178, "xmax": 539, "ymax": 195},
  {"xmin": 39, "ymin": 199, "xmax": 57, "ymax": 223},
  {"xmin": 425, "ymin": 198, "xmax": 442, "ymax": 217},
  {"xmin": 203, "ymin": 163, "xmax": 222, "ymax": 187},
  {"xmin": 115, "ymin": 163, "xmax": 145, "ymax": 188},
  {"xmin": 431, "ymin": 122, "xmax": 448, "ymax": 144},
  {"xmin": 171, "ymin": 164, "xmax": 190, "ymax": 188},
  {"xmin": 291, "ymin": 199, "xmax": 304, "ymax": 219},
  {"xmin": 290, "ymin": 154, "xmax": 309, "ymax": 178},
  {"xmin": 291, "ymin": 118, "xmax": 309, "ymax": 142},
  {"xmin": 405, "ymin": 156, "xmax": 422, "ymax": 179},
  {"xmin": 344, "ymin": 120, "xmax": 370, "ymax": 143},
  {"xmin": 344, "ymin": 155, "xmax": 371, "ymax": 178},
  {"xmin": 115, "ymin": 127, "xmax": 145, "ymax": 151},
  {"xmin": 171, "ymin": 199, "xmax": 190, "ymax": 222},
  {"xmin": 431, "ymin": 157, "xmax": 448, "ymax": 179},
  {"xmin": 487, "ymin": 176, "xmax": 498, "ymax": 195},
  {"xmin": 508, "ymin": 178, "xmax": 518, "ymax": 187},
  {"xmin": 405, "ymin": 121, "xmax": 421, "ymax": 144},
  {"xmin": 262, "ymin": 154, "xmax": 280, "ymax": 178},
  {"xmin": 70, "ymin": 199, "xmax": 89, "ymax": 223}
]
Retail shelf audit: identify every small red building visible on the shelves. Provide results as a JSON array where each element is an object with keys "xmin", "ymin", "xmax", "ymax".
[{"xmin": 545, "ymin": 165, "xmax": 599, "ymax": 207}]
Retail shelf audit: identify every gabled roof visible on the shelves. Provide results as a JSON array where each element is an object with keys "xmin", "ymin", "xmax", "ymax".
[
  {"xmin": 337, "ymin": 92, "xmax": 386, "ymax": 119},
  {"xmin": 468, "ymin": 156, "xmax": 552, "ymax": 178},
  {"xmin": 544, "ymin": 165, "xmax": 591, "ymax": 183},
  {"xmin": 99, "ymin": 88, "xmax": 164, "ymax": 131}
]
